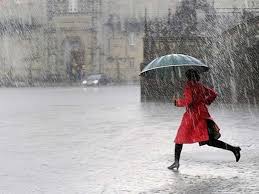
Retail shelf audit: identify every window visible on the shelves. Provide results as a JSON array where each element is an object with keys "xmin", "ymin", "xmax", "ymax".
[
  {"xmin": 15, "ymin": 0, "xmax": 28, "ymax": 4},
  {"xmin": 129, "ymin": 58, "xmax": 134, "ymax": 67},
  {"xmin": 129, "ymin": 32, "xmax": 135, "ymax": 46},
  {"xmin": 68, "ymin": 0, "xmax": 78, "ymax": 13}
]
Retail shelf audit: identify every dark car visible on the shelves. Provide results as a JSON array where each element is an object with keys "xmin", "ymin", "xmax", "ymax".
[{"xmin": 82, "ymin": 74, "xmax": 111, "ymax": 86}]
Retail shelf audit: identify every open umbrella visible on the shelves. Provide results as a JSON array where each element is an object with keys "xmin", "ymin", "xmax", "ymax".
[
  {"xmin": 139, "ymin": 54, "xmax": 210, "ymax": 101},
  {"xmin": 140, "ymin": 54, "xmax": 209, "ymax": 78}
]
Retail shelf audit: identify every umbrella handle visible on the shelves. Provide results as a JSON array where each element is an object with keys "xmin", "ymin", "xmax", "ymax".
[{"xmin": 172, "ymin": 68, "xmax": 177, "ymax": 98}]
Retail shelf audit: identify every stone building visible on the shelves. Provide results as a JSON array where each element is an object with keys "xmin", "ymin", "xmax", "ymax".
[
  {"xmin": 46, "ymin": 0, "xmax": 145, "ymax": 83},
  {"xmin": 5, "ymin": 0, "xmax": 252, "ymax": 85},
  {"xmin": 46, "ymin": 0, "xmax": 102, "ymax": 82},
  {"xmin": 0, "ymin": 0, "xmax": 145, "ymax": 85},
  {"xmin": 103, "ymin": 17, "xmax": 144, "ymax": 82},
  {"xmin": 0, "ymin": 0, "xmax": 47, "ymax": 86}
]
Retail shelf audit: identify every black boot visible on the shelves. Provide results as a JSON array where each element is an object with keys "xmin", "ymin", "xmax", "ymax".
[
  {"xmin": 168, "ymin": 144, "xmax": 182, "ymax": 171},
  {"xmin": 207, "ymin": 139, "xmax": 241, "ymax": 162},
  {"xmin": 168, "ymin": 161, "xmax": 180, "ymax": 170},
  {"xmin": 233, "ymin": 147, "xmax": 241, "ymax": 162}
]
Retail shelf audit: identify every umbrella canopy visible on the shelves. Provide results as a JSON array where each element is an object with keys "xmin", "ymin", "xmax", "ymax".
[{"xmin": 140, "ymin": 54, "xmax": 209, "ymax": 77}]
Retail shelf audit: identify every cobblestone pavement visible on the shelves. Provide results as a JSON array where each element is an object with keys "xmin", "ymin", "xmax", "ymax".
[{"xmin": 0, "ymin": 86, "xmax": 258, "ymax": 193}]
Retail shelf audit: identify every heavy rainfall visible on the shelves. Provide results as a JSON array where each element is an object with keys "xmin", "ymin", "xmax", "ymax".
[{"xmin": 0, "ymin": 0, "xmax": 259, "ymax": 193}]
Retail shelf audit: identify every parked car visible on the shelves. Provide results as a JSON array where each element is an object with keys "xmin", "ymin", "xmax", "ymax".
[{"xmin": 82, "ymin": 74, "xmax": 111, "ymax": 86}]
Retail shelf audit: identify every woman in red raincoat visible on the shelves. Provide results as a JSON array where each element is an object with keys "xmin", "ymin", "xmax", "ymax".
[{"xmin": 168, "ymin": 69, "xmax": 241, "ymax": 170}]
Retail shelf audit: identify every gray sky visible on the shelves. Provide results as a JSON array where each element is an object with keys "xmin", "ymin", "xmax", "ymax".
[
  {"xmin": 104, "ymin": 0, "xmax": 258, "ymax": 20},
  {"xmin": 214, "ymin": 0, "xmax": 258, "ymax": 8}
]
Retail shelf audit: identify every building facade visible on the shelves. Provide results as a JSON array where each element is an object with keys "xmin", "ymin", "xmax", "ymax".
[
  {"xmin": 0, "ymin": 0, "xmax": 47, "ymax": 86},
  {"xmin": 46, "ymin": 0, "xmax": 102, "ymax": 81},
  {"xmin": 7, "ymin": 0, "xmax": 259, "ymax": 85},
  {"xmin": 102, "ymin": 17, "xmax": 144, "ymax": 82},
  {"xmin": 46, "ymin": 0, "xmax": 144, "ymax": 82},
  {"xmin": 0, "ymin": 0, "xmax": 145, "ymax": 85}
]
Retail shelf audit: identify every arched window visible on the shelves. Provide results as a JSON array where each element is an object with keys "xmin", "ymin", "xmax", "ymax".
[{"xmin": 68, "ymin": 0, "xmax": 78, "ymax": 13}]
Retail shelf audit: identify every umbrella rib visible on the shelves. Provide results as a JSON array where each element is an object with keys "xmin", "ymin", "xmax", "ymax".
[{"xmin": 140, "ymin": 64, "xmax": 208, "ymax": 74}]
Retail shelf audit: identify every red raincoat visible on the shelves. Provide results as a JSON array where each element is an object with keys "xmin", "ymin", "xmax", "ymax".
[{"xmin": 174, "ymin": 81, "xmax": 219, "ymax": 144}]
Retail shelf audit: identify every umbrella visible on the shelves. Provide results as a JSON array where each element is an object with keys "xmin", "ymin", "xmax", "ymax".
[
  {"xmin": 140, "ymin": 54, "xmax": 209, "ymax": 78},
  {"xmin": 139, "ymin": 54, "xmax": 210, "ymax": 101}
]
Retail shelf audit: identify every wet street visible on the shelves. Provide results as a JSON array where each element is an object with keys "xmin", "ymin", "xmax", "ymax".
[{"xmin": 0, "ymin": 85, "xmax": 258, "ymax": 194}]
